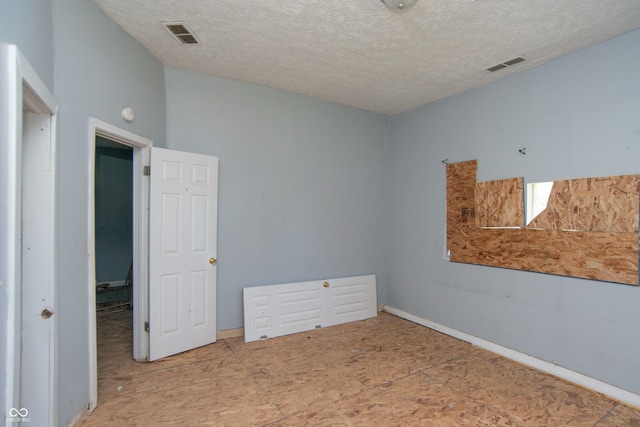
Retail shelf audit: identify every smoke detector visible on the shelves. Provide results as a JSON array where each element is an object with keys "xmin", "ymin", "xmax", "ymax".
[{"xmin": 381, "ymin": 0, "xmax": 418, "ymax": 13}]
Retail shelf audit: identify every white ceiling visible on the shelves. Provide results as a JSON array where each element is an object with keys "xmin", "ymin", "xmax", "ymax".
[{"xmin": 92, "ymin": 0, "xmax": 640, "ymax": 115}]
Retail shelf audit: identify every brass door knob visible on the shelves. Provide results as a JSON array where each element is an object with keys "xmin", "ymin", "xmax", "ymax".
[
  {"xmin": 209, "ymin": 257, "xmax": 217, "ymax": 265},
  {"xmin": 323, "ymin": 282, "xmax": 329, "ymax": 288}
]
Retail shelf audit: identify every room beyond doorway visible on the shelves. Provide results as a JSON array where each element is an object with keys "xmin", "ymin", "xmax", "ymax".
[{"xmin": 94, "ymin": 137, "xmax": 133, "ymax": 312}]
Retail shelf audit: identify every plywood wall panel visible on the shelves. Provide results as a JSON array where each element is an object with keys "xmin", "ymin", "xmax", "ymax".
[
  {"xmin": 475, "ymin": 178, "xmax": 525, "ymax": 228},
  {"xmin": 528, "ymin": 176, "xmax": 640, "ymax": 232},
  {"xmin": 450, "ymin": 228, "xmax": 638, "ymax": 284},
  {"xmin": 446, "ymin": 160, "xmax": 477, "ymax": 245},
  {"xmin": 446, "ymin": 160, "xmax": 639, "ymax": 285}
]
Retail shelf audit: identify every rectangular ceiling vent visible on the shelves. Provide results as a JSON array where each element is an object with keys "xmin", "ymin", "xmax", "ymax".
[
  {"xmin": 162, "ymin": 21, "xmax": 199, "ymax": 45},
  {"xmin": 486, "ymin": 56, "xmax": 526, "ymax": 72}
]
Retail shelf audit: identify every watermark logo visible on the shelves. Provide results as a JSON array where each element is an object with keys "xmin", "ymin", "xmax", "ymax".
[{"xmin": 7, "ymin": 408, "xmax": 31, "ymax": 423}]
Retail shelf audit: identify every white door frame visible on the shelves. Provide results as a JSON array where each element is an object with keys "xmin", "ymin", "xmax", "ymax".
[
  {"xmin": 87, "ymin": 119, "xmax": 151, "ymax": 411},
  {"xmin": 1, "ymin": 44, "xmax": 58, "ymax": 426}
]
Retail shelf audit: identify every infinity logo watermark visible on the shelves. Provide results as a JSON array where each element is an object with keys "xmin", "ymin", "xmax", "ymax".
[{"xmin": 7, "ymin": 408, "xmax": 31, "ymax": 423}]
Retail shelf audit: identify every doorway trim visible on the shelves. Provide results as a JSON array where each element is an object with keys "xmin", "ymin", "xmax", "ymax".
[
  {"xmin": 1, "ymin": 44, "xmax": 58, "ymax": 426},
  {"xmin": 87, "ymin": 118, "xmax": 151, "ymax": 410}
]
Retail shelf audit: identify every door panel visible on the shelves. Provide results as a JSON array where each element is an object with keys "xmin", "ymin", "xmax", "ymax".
[
  {"xmin": 149, "ymin": 147, "xmax": 218, "ymax": 361},
  {"xmin": 243, "ymin": 275, "xmax": 376, "ymax": 342},
  {"xmin": 324, "ymin": 275, "xmax": 377, "ymax": 327},
  {"xmin": 243, "ymin": 279, "xmax": 323, "ymax": 342}
]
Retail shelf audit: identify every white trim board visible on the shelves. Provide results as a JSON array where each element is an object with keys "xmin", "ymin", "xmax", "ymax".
[{"xmin": 383, "ymin": 305, "xmax": 640, "ymax": 410}]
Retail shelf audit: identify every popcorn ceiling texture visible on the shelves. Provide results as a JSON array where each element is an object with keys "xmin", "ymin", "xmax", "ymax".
[{"xmin": 92, "ymin": 0, "xmax": 640, "ymax": 115}]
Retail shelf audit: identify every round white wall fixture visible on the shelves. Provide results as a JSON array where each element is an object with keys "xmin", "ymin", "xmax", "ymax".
[
  {"xmin": 121, "ymin": 107, "xmax": 135, "ymax": 122},
  {"xmin": 381, "ymin": 0, "xmax": 418, "ymax": 12}
]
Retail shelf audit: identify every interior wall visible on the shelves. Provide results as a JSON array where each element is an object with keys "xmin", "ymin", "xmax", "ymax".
[
  {"xmin": 164, "ymin": 66, "xmax": 390, "ymax": 331},
  {"xmin": 386, "ymin": 28, "xmax": 640, "ymax": 394},
  {"xmin": 51, "ymin": 0, "xmax": 166, "ymax": 424},
  {"xmin": 94, "ymin": 142, "xmax": 133, "ymax": 283},
  {"xmin": 0, "ymin": 0, "xmax": 54, "ymax": 89}
]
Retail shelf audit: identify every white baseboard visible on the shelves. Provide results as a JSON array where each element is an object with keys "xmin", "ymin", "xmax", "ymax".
[{"xmin": 384, "ymin": 305, "xmax": 640, "ymax": 410}]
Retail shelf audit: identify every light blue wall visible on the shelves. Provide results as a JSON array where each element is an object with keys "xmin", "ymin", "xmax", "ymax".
[
  {"xmin": 0, "ymin": 0, "xmax": 54, "ymax": 88},
  {"xmin": 164, "ymin": 66, "xmax": 390, "ymax": 330},
  {"xmin": 387, "ymin": 29, "xmax": 640, "ymax": 394},
  {"xmin": 51, "ymin": 0, "xmax": 166, "ymax": 424}
]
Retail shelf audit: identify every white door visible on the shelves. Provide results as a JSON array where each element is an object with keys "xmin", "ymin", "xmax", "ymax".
[
  {"xmin": 149, "ymin": 147, "xmax": 218, "ymax": 361},
  {"xmin": 243, "ymin": 275, "xmax": 377, "ymax": 342},
  {"xmin": 20, "ymin": 111, "xmax": 57, "ymax": 425}
]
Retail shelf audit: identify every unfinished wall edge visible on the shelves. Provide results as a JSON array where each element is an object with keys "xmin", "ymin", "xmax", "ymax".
[{"xmin": 383, "ymin": 305, "xmax": 640, "ymax": 410}]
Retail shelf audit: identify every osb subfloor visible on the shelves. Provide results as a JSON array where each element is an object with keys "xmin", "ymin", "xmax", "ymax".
[{"xmin": 78, "ymin": 310, "xmax": 640, "ymax": 427}]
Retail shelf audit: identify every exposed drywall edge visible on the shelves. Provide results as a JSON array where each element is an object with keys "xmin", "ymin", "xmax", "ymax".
[
  {"xmin": 384, "ymin": 305, "xmax": 640, "ymax": 410},
  {"xmin": 217, "ymin": 328, "xmax": 244, "ymax": 340}
]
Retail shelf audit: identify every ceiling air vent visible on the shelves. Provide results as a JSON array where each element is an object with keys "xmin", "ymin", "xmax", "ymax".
[
  {"xmin": 486, "ymin": 56, "xmax": 526, "ymax": 72},
  {"xmin": 163, "ymin": 22, "xmax": 199, "ymax": 45}
]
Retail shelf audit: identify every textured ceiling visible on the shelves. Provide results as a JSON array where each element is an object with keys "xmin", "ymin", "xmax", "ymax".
[{"xmin": 92, "ymin": 0, "xmax": 640, "ymax": 115}]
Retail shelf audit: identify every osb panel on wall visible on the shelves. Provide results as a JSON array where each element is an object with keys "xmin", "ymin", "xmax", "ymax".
[
  {"xmin": 446, "ymin": 160, "xmax": 639, "ymax": 285},
  {"xmin": 446, "ymin": 160, "xmax": 477, "ymax": 247},
  {"xmin": 475, "ymin": 178, "xmax": 525, "ymax": 228},
  {"xmin": 528, "ymin": 176, "xmax": 640, "ymax": 233}
]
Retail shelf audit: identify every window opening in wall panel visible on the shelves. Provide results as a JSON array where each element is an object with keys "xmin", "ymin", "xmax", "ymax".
[{"xmin": 526, "ymin": 182, "xmax": 553, "ymax": 226}]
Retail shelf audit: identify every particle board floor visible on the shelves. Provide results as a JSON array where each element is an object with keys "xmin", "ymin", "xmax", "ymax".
[{"xmin": 78, "ymin": 310, "xmax": 640, "ymax": 427}]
